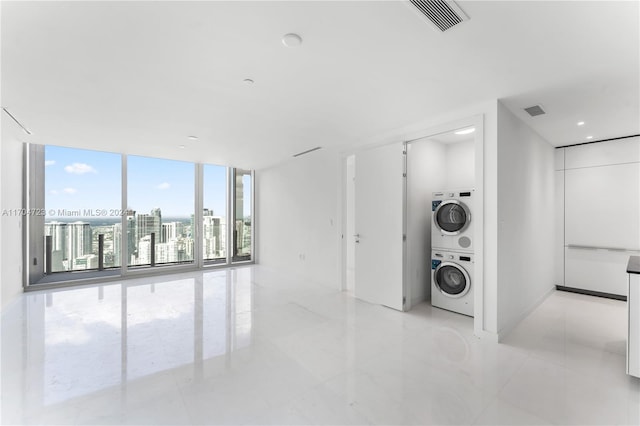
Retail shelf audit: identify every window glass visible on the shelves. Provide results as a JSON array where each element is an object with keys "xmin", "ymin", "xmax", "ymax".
[
  {"xmin": 44, "ymin": 146, "xmax": 121, "ymax": 272},
  {"xmin": 232, "ymin": 169, "xmax": 252, "ymax": 262},
  {"xmin": 203, "ymin": 165, "xmax": 227, "ymax": 263},
  {"xmin": 127, "ymin": 156, "xmax": 194, "ymax": 267}
]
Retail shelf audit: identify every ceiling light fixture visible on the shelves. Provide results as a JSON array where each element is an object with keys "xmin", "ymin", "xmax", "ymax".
[
  {"xmin": 179, "ymin": 144, "xmax": 186, "ymax": 149},
  {"xmin": 188, "ymin": 135, "xmax": 199, "ymax": 140},
  {"xmin": 454, "ymin": 127, "xmax": 475, "ymax": 135},
  {"xmin": 282, "ymin": 33, "xmax": 303, "ymax": 48},
  {"xmin": 577, "ymin": 121, "xmax": 585, "ymax": 126},
  {"xmin": 586, "ymin": 136, "xmax": 593, "ymax": 140},
  {"xmin": 243, "ymin": 78, "xmax": 254, "ymax": 84}
]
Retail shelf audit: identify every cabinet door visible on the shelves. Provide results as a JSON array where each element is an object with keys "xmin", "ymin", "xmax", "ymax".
[
  {"xmin": 565, "ymin": 162, "xmax": 640, "ymax": 250},
  {"xmin": 354, "ymin": 143, "xmax": 405, "ymax": 311},
  {"xmin": 565, "ymin": 136, "xmax": 640, "ymax": 169},
  {"xmin": 565, "ymin": 246, "xmax": 632, "ymax": 296},
  {"xmin": 629, "ymin": 274, "xmax": 640, "ymax": 377}
]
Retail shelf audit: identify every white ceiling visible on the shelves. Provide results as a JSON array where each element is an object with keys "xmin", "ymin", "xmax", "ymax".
[{"xmin": 2, "ymin": 1, "xmax": 639, "ymax": 170}]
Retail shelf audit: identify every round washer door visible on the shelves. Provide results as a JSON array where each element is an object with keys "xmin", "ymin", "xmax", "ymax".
[
  {"xmin": 434, "ymin": 262, "xmax": 471, "ymax": 298},
  {"xmin": 433, "ymin": 200, "xmax": 471, "ymax": 235}
]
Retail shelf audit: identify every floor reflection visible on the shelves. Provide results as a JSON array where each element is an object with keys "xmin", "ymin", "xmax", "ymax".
[
  {"xmin": 19, "ymin": 268, "xmax": 253, "ymax": 407},
  {"xmin": 2, "ymin": 266, "xmax": 638, "ymax": 425}
]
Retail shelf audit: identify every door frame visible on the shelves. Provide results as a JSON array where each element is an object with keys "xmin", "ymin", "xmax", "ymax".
[{"xmin": 339, "ymin": 114, "xmax": 485, "ymax": 338}]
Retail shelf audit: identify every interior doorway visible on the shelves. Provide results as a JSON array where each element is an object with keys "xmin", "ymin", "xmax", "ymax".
[{"xmin": 341, "ymin": 115, "xmax": 485, "ymax": 336}]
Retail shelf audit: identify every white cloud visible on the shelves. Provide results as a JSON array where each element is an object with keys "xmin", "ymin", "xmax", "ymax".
[
  {"xmin": 50, "ymin": 190, "xmax": 59, "ymax": 195},
  {"xmin": 64, "ymin": 163, "xmax": 97, "ymax": 174},
  {"xmin": 156, "ymin": 182, "xmax": 170, "ymax": 190},
  {"xmin": 45, "ymin": 160, "xmax": 56, "ymax": 166},
  {"xmin": 63, "ymin": 188, "xmax": 77, "ymax": 194}
]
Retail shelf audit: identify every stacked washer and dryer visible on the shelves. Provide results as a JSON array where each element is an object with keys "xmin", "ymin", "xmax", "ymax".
[{"xmin": 431, "ymin": 190, "xmax": 475, "ymax": 317}]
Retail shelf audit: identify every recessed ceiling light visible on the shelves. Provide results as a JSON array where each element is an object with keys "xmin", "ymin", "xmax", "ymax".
[
  {"xmin": 243, "ymin": 78, "xmax": 254, "ymax": 84},
  {"xmin": 586, "ymin": 136, "xmax": 593, "ymax": 140},
  {"xmin": 282, "ymin": 33, "xmax": 303, "ymax": 48},
  {"xmin": 577, "ymin": 121, "xmax": 585, "ymax": 126},
  {"xmin": 188, "ymin": 135, "xmax": 199, "ymax": 140},
  {"xmin": 454, "ymin": 127, "xmax": 475, "ymax": 135},
  {"xmin": 179, "ymin": 144, "xmax": 186, "ymax": 149}
]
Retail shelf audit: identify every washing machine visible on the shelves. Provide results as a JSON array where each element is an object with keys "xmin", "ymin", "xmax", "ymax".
[
  {"xmin": 431, "ymin": 249, "xmax": 474, "ymax": 317},
  {"xmin": 431, "ymin": 189, "xmax": 474, "ymax": 252}
]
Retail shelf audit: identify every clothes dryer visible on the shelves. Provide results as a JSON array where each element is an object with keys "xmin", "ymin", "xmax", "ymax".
[
  {"xmin": 431, "ymin": 249, "xmax": 474, "ymax": 317},
  {"xmin": 431, "ymin": 189, "xmax": 474, "ymax": 252}
]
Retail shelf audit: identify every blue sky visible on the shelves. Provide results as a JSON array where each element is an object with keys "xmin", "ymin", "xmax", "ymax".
[{"xmin": 45, "ymin": 146, "xmax": 230, "ymax": 218}]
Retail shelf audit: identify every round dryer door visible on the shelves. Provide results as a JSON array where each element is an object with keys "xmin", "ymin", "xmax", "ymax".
[
  {"xmin": 434, "ymin": 262, "xmax": 471, "ymax": 298},
  {"xmin": 433, "ymin": 200, "xmax": 471, "ymax": 235}
]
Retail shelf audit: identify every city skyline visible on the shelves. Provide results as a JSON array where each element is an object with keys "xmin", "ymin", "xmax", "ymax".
[
  {"xmin": 44, "ymin": 206, "xmax": 235, "ymax": 272},
  {"xmin": 43, "ymin": 145, "xmax": 251, "ymax": 273}
]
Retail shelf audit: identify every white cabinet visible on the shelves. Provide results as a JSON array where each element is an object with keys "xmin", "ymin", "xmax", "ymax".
[
  {"xmin": 559, "ymin": 136, "xmax": 640, "ymax": 297},
  {"xmin": 565, "ymin": 136, "xmax": 640, "ymax": 169},
  {"xmin": 565, "ymin": 162, "xmax": 640, "ymax": 251},
  {"xmin": 627, "ymin": 256, "xmax": 640, "ymax": 378},
  {"xmin": 565, "ymin": 246, "xmax": 631, "ymax": 296}
]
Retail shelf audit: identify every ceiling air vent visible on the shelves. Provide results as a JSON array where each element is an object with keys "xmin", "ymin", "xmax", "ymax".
[
  {"xmin": 524, "ymin": 105, "xmax": 546, "ymax": 117},
  {"xmin": 408, "ymin": 0, "xmax": 469, "ymax": 32},
  {"xmin": 293, "ymin": 146, "xmax": 322, "ymax": 158}
]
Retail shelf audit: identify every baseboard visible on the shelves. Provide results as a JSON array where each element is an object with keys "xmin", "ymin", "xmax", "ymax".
[
  {"xmin": 497, "ymin": 285, "xmax": 556, "ymax": 342},
  {"xmin": 556, "ymin": 285, "xmax": 626, "ymax": 302}
]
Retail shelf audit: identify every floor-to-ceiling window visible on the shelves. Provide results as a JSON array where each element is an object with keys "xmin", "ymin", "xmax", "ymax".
[
  {"xmin": 30, "ymin": 144, "xmax": 253, "ymax": 285},
  {"xmin": 44, "ymin": 146, "xmax": 121, "ymax": 273},
  {"xmin": 203, "ymin": 164, "xmax": 227, "ymax": 264},
  {"xmin": 127, "ymin": 156, "xmax": 195, "ymax": 267},
  {"xmin": 232, "ymin": 169, "xmax": 252, "ymax": 262}
]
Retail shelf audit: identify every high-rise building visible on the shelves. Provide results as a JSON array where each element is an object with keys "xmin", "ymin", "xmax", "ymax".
[
  {"xmin": 203, "ymin": 215, "xmax": 226, "ymax": 259},
  {"xmin": 137, "ymin": 235, "xmax": 152, "ymax": 265},
  {"xmin": 67, "ymin": 221, "xmax": 93, "ymax": 269},
  {"xmin": 126, "ymin": 212, "xmax": 137, "ymax": 257},
  {"xmin": 136, "ymin": 208, "xmax": 161, "ymax": 245},
  {"xmin": 112, "ymin": 223, "xmax": 122, "ymax": 267},
  {"xmin": 74, "ymin": 254, "xmax": 98, "ymax": 270},
  {"xmin": 44, "ymin": 221, "xmax": 68, "ymax": 272},
  {"xmin": 162, "ymin": 221, "xmax": 184, "ymax": 242},
  {"xmin": 151, "ymin": 208, "xmax": 162, "ymax": 241}
]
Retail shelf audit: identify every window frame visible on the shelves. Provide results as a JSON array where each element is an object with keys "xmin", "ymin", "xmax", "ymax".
[{"xmin": 25, "ymin": 143, "xmax": 255, "ymax": 289}]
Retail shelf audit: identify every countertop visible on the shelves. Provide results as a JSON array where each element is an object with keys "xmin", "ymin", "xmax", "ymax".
[{"xmin": 628, "ymin": 256, "xmax": 640, "ymax": 275}]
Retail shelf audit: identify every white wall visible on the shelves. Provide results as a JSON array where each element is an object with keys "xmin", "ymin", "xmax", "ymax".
[
  {"xmin": 1, "ymin": 113, "xmax": 25, "ymax": 309},
  {"xmin": 345, "ymin": 155, "xmax": 355, "ymax": 293},
  {"xmin": 445, "ymin": 139, "xmax": 475, "ymax": 189},
  {"xmin": 256, "ymin": 100, "xmax": 500, "ymax": 339},
  {"xmin": 256, "ymin": 148, "xmax": 340, "ymax": 287},
  {"xmin": 496, "ymin": 101, "xmax": 556, "ymax": 339}
]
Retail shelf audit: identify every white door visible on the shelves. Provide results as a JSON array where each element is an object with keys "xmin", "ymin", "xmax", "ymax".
[{"xmin": 353, "ymin": 143, "xmax": 405, "ymax": 311}]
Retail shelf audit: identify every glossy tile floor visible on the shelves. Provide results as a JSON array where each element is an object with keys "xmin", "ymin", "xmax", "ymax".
[{"xmin": 1, "ymin": 266, "xmax": 639, "ymax": 425}]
